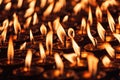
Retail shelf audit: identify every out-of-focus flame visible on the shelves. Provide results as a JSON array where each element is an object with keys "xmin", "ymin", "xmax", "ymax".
[
  {"xmin": 24, "ymin": 49, "xmax": 32, "ymax": 71},
  {"xmin": 1, "ymin": 28, "xmax": 7, "ymax": 42},
  {"xmin": 2, "ymin": 19, "xmax": 9, "ymax": 29},
  {"xmin": 46, "ymin": 31, "xmax": 53, "ymax": 55},
  {"xmin": 24, "ymin": 7, "xmax": 34, "ymax": 18},
  {"xmin": 5, "ymin": 2, "xmax": 12, "ymax": 10},
  {"xmin": 0, "ymin": 0, "xmax": 3, "ymax": 5},
  {"xmin": 87, "ymin": 23, "xmax": 97, "ymax": 46},
  {"xmin": 13, "ymin": 13, "xmax": 21, "ymax": 34},
  {"xmin": 68, "ymin": 28, "xmax": 75, "ymax": 38},
  {"xmin": 113, "ymin": 33, "xmax": 120, "ymax": 43},
  {"xmin": 62, "ymin": 15, "xmax": 68, "ymax": 22},
  {"xmin": 17, "ymin": 0, "xmax": 23, "ymax": 8},
  {"xmin": 87, "ymin": 54, "xmax": 99, "ymax": 76},
  {"xmin": 43, "ymin": 2, "xmax": 54, "ymax": 17},
  {"xmin": 29, "ymin": 0, "xmax": 36, "ymax": 8},
  {"xmin": 118, "ymin": 16, "xmax": 120, "ymax": 25},
  {"xmin": 40, "ymin": 24, "xmax": 47, "ymax": 35},
  {"xmin": 7, "ymin": 36, "xmax": 14, "ymax": 64},
  {"xmin": 73, "ymin": 2, "xmax": 82, "ymax": 15},
  {"xmin": 24, "ymin": 16, "xmax": 32, "ymax": 29},
  {"xmin": 40, "ymin": 0, "xmax": 47, "ymax": 8},
  {"xmin": 79, "ymin": 17, "xmax": 86, "ymax": 34},
  {"xmin": 20, "ymin": 42, "xmax": 26, "ymax": 50},
  {"xmin": 4, "ymin": 0, "xmax": 11, "ymax": 3},
  {"xmin": 54, "ymin": 53, "xmax": 64, "ymax": 75},
  {"xmin": 53, "ymin": 17, "xmax": 60, "ymax": 31},
  {"xmin": 102, "ymin": 56, "xmax": 111, "ymax": 67},
  {"xmin": 63, "ymin": 53, "xmax": 76, "ymax": 63},
  {"xmin": 107, "ymin": 10, "xmax": 115, "ymax": 32},
  {"xmin": 32, "ymin": 12, "xmax": 38, "ymax": 25},
  {"xmin": 88, "ymin": 7, "xmax": 93, "ymax": 25},
  {"xmin": 97, "ymin": 22, "xmax": 105, "ymax": 41},
  {"xmin": 104, "ymin": 43, "xmax": 115, "ymax": 58},
  {"xmin": 30, "ymin": 29, "xmax": 34, "ymax": 42},
  {"xmin": 48, "ymin": 21, "xmax": 53, "ymax": 31},
  {"xmin": 57, "ymin": 23, "xmax": 66, "ymax": 45},
  {"xmin": 48, "ymin": 0, "xmax": 54, "ymax": 4},
  {"xmin": 39, "ymin": 42, "xmax": 46, "ymax": 60},
  {"xmin": 88, "ymin": 0, "xmax": 97, "ymax": 7},
  {"xmin": 96, "ymin": 6, "xmax": 102, "ymax": 22}
]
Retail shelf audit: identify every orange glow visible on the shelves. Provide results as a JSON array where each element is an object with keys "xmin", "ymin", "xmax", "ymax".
[
  {"xmin": 102, "ymin": 56, "xmax": 111, "ymax": 67},
  {"xmin": 88, "ymin": 7, "xmax": 93, "ymax": 25},
  {"xmin": 1, "ymin": 28, "xmax": 7, "ymax": 42},
  {"xmin": 46, "ymin": 31, "xmax": 53, "ymax": 55},
  {"xmin": 40, "ymin": 0, "xmax": 47, "ymax": 8},
  {"xmin": 97, "ymin": 22, "xmax": 105, "ymax": 41},
  {"xmin": 54, "ymin": 53, "xmax": 64, "ymax": 75},
  {"xmin": 113, "ymin": 33, "xmax": 120, "ymax": 43},
  {"xmin": 48, "ymin": 0, "xmax": 54, "ymax": 4},
  {"xmin": 73, "ymin": 2, "xmax": 82, "ymax": 15},
  {"xmin": 68, "ymin": 28, "xmax": 75, "ymax": 38},
  {"xmin": 118, "ymin": 16, "xmax": 120, "ymax": 25},
  {"xmin": 17, "ymin": 0, "xmax": 23, "ymax": 8},
  {"xmin": 53, "ymin": 17, "xmax": 60, "ymax": 31},
  {"xmin": 29, "ymin": 0, "xmax": 36, "ymax": 8},
  {"xmin": 24, "ymin": 16, "xmax": 32, "ymax": 29},
  {"xmin": 24, "ymin": 7, "xmax": 34, "ymax": 18},
  {"xmin": 107, "ymin": 10, "xmax": 115, "ymax": 32},
  {"xmin": 63, "ymin": 53, "xmax": 76, "ymax": 63},
  {"xmin": 30, "ymin": 29, "xmax": 34, "ymax": 42},
  {"xmin": 5, "ymin": 2, "xmax": 12, "ymax": 10},
  {"xmin": 0, "ymin": 0, "xmax": 3, "ymax": 5},
  {"xmin": 33, "ymin": 12, "xmax": 38, "ymax": 25},
  {"xmin": 79, "ymin": 17, "xmax": 86, "ymax": 34},
  {"xmin": 87, "ymin": 54, "xmax": 99, "ymax": 76},
  {"xmin": 40, "ymin": 24, "xmax": 47, "ymax": 35},
  {"xmin": 62, "ymin": 15, "xmax": 68, "ymax": 22},
  {"xmin": 95, "ymin": 6, "xmax": 102, "ymax": 22},
  {"xmin": 88, "ymin": 0, "xmax": 97, "ymax": 7},
  {"xmin": 39, "ymin": 42, "xmax": 46, "ymax": 60},
  {"xmin": 24, "ymin": 49, "xmax": 32, "ymax": 71},
  {"xmin": 4, "ymin": 0, "xmax": 11, "ymax": 3},
  {"xmin": 7, "ymin": 36, "xmax": 14, "ymax": 64},
  {"xmin": 20, "ymin": 42, "xmax": 26, "ymax": 50}
]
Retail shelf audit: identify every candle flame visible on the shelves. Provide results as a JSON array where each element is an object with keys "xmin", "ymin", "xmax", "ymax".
[
  {"xmin": 7, "ymin": 36, "xmax": 14, "ymax": 63},
  {"xmin": 87, "ymin": 54, "xmax": 99, "ymax": 76},
  {"xmin": 39, "ymin": 42, "xmax": 46, "ymax": 60},
  {"xmin": 1, "ymin": 28, "xmax": 7, "ymax": 42},
  {"xmin": 118, "ymin": 16, "xmax": 120, "ymax": 25},
  {"xmin": 53, "ymin": 17, "xmax": 60, "ymax": 31},
  {"xmin": 24, "ymin": 7, "xmax": 34, "ymax": 18},
  {"xmin": 40, "ymin": 24, "xmax": 47, "ymax": 35},
  {"xmin": 104, "ymin": 43, "xmax": 115, "ymax": 58},
  {"xmin": 97, "ymin": 22, "xmax": 105, "ymax": 41},
  {"xmin": 107, "ymin": 10, "xmax": 115, "ymax": 32},
  {"xmin": 30, "ymin": 29, "xmax": 34, "ymax": 42},
  {"xmin": 0, "ymin": 0, "xmax": 2, "ymax": 5},
  {"xmin": 73, "ymin": 2, "xmax": 82, "ymax": 15},
  {"xmin": 96, "ymin": 6, "xmax": 102, "ymax": 22},
  {"xmin": 5, "ymin": 2, "xmax": 12, "ymax": 10},
  {"xmin": 40, "ymin": 0, "xmax": 47, "ymax": 8},
  {"xmin": 54, "ymin": 53, "xmax": 64, "ymax": 75},
  {"xmin": 29, "ymin": 0, "xmax": 36, "ymax": 8},
  {"xmin": 102, "ymin": 56, "xmax": 111, "ymax": 67},
  {"xmin": 63, "ymin": 53, "xmax": 76, "ymax": 63},
  {"xmin": 24, "ymin": 16, "xmax": 32, "ymax": 29},
  {"xmin": 68, "ymin": 28, "xmax": 75, "ymax": 38},
  {"xmin": 88, "ymin": 7, "xmax": 93, "ymax": 25},
  {"xmin": 81, "ymin": 17, "xmax": 86, "ymax": 31},
  {"xmin": 32, "ymin": 12, "xmax": 38, "ymax": 25},
  {"xmin": 20, "ymin": 42, "xmax": 26, "ymax": 50},
  {"xmin": 17, "ymin": 0, "xmax": 23, "ymax": 8},
  {"xmin": 62, "ymin": 15, "xmax": 68, "ymax": 22},
  {"xmin": 3, "ymin": 19, "xmax": 9, "ymax": 29},
  {"xmin": 113, "ymin": 33, "xmax": 120, "ymax": 43}
]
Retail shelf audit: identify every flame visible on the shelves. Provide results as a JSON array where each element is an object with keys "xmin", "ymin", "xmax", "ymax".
[
  {"xmin": 48, "ymin": 0, "xmax": 54, "ymax": 3},
  {"xmin": 1, "ymin": 28, "xmax": 7, "ymax": 42},
  {"xmin": 24, "ymin": 49, "xmax": 32, "ymax": 71},
  {"xmin": 46, "ymin": 31, "xmax": 53, "ymax": 55},
  {"xmin": 7, "ymin": 36, "xmax": 14, "ymax": 64},
  {"xmin": 68, "ymin": 28, "xmax": 75, "ymax": 38},
  {"xmin": 43, "ymin": 2, "xmax": 54, "ymax": 17},
  {"xmin": 0, "ymin": 0, "xmax": 2, "ymax": 5},
  {"xmin": 87, "ymin": 23, "xmax": 97, "ymax": 46},
  {"xmin": 54, "ymin": 53, "xmax": 64, "ymax": 75},
  {"xmin": 107, "ymin": 10, "xmax": 115, "ymax": 32},
  {"xmin": 88, "ymin": 7, "xmax": 93, "ymax": 25},
  {"xmin": 104, "ymin": 43, "xmax": 115, "ymax": 57},
  {"xmin": 80, "ymin": 17, "xmax": 86, "ymax": 33},
  {"xmin": 87, "ymin": 54, "xmax": 99, "ymax": 76},
  {"xmin": 20, "ymin": 42, "xmax": 26, "ymax": 50},
  {"xmin": 39, "ymin": 42, "xmax": 46, "ymax": 60},
  {"xmin": 113, "ymin": 33, "xmax": 120, "ymax": 43},
  {"xmin": 118, "ymin": 16, "xmax": 120, "ymax": 25},
  {"xmin": 57, "ymin": 23, "xmax": 66, "ymax": 45},
  {"xmin": 40, "ymin": 24, "xmax": 47, "ymax": 35},
  {"xmin": 24, "ymin": 7, "xmax": 34, "ymax": 18},
  {"xmin": 30, "ymin": 29, "xmax": 34, "ymax": 42},
  {"xmin": 95, "ymin": 6, "xmax": 102, "ymax": 22},
  {"xmin": 88, "ymin": 0, "xmax": 97, "ymax": 7},
  {"xmin": 24, "ymin": 16, "xmax": 32, "ymax": 29},
  {"xmin": 17, "ymin": 0, "xmax": 23, "ymax": 8},
  {"xmin": 102, "ymin": 56, "xmax": 111, "ymax": 67},
  {"xmin": 62, "ymin": 15, "xmax": 68, "ymax": 22},
  {"xmin": 32, "ymin": 12, "xmax": 38, "ymax": 25},
  {"xmin": 13, "ymin": 13, "xmax": 21, "ymax": 34},
  {"xmin": 48, "ymin": 21, "xmax": 53, "ymax": 31},
  {"xmin": 63, "ymin": 53, "xmax": 76, "ymax": 63},
  {"xmin": 73, "ymin": 2, "xmax": 82, "ymax": 15},
  {"xmin": 97, "ymin": 22, "xmax": 105, "ymax": 41},
  {"xmin": 40, "ymin": 0, "xmax": 47, "ymax": 8},
  {"xmin": 5, "ymin": 2, "xmax": 12, "ymax": 10},
  {"xmin": 53, "ymin": 17, "xmax": 60, "ymax": 31},
  {"xmin": 29, "ymin": 0, "xmax": 36, "ymax": 8},
  {"xmin": 3, "ymin": 19, "xmax": 9, "ymax": 29}
]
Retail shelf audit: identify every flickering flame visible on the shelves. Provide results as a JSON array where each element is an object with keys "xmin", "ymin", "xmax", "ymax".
[
  {"xmin": 68, "ymin": 28, "xmax": 75, "ymax": 38},
  {"xmin": 81, "ymin": 18, "xmax": 86, "ymax": 31},
  {"xmin": 24, "ymin": 16, "xmax": 32, "ymax": 29},
  {"xmin": 32, "ymin": 12, "xmax": 38, "ymax": 25},
  {"xmin": 17, "ymin": 0, "xmax": 23, "ymax": 8},
  {"xmin": 87, "ymin": 23, "xmax": 97, "ymax": 46},
  {"xmin": 73, "ymin": 2, "xmax": 82, "ymax": 15},
  {"xmin": 96, "ymin": 6, "xmax": 102, "ymax": 22},
  {"xmin": 24, "ymin": 49, "xmax": 32, "ymax": 71},
  {"xmin": 57, "ymin": 23, "xmax": 66, "ymax": 45},
  {"xmin": 87, "ymin": 54, "xmax": 99, "ymax": 76},
  {"xmin": 24, "ymin": 7, "xmax": 34, "ymax": 18},
  {"xmin": 0, "ymin": 19, "xmax": 9, "ymax": 31},
  {"xmin": 13, "ymin": 13, "xmax": 21, "ymax": 34},
  {"xmin": 97, "ymin": 22, "xmax": 105, "ymax": 41},
  {"xmin": 29, "ymin": 0, "xmax": 36, "ymax": 8},
  {"xmin": 7, "ymin": 36, "xmax": 14, "ymax": 64},
  {"xmin": 62, "ymin": 15, "xmax": 68, "ymax": 22},
  {"xmin": 39, "ymin": 42, "xmax": 46, "ymax": 60},
  {"xmin": 118, "ymin": 16, "xmax": 120, "ymax": 25},
  {"xmin": 46, "ymin": 31, "xmax": 53, "ymax": 55},
  {"xmin": 5, "ymin": 2, "xmax": 12, "ymax": 10},
  {"xmin": 20, "ymin": 42, "xmax": 26, "ymax": 50},
  {"xmin": 63, "ymin": 53, "xmax": 76, "ymax": 63},
  {"xmin": 88, "ymin": 0, "xmax": 97, "ymax": 7},
  {"xmin": 102, "ymin": 56, "xmax": 111, "ymax": 67},
  {"xmin": 88, "ymin": 7, "xmax": 93, "ymax": 25},
  {"xmin": 48, "ymin": 0, "xmax": 54, "ymax": 3},
  {"xmin": 43, "ymin": 2, "xmax": 54, "ymax": 17},
  {"xmin": 54, "ymin": 53, "xmax": 64, "ymax": 75},
  {"xmin": 48, "ymin": 21, "xmax": 53, "ymax": 31},
  {"xmin": 0, "ymin": 0, "xmax": 2, "ymax": 5},
  {"xmin": 104, "ymin": 43, "xmax": 115, "ymax": 58},
  {"xmin": 113, "ymin": 33, "xmax": 120, "ymax": 43},
  {"xmin": 1, "ymin": 28, "xmax": 7, "ymax": 42},
  {"xmin": 30, "ymin": 29, "xmax": 34, "ymax": 42},
  {"xmin": 40, "ymin": 24, "xmax": 47, "ymax": 35},
  {"xmin": 107, "ymin": 10, "xmax": 115, "ymax": 32},
  {"xmin": 40, "ymin": 0, "xmax": 47, "ymax": 8},
  {"xmin": 53, "ymin": 17, "xmax": 60, "ymax": 31}
]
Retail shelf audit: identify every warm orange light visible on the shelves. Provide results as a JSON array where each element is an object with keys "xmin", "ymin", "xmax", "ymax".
[
  {"xmin": 24, "ymin": 16, "xmax": 32, "ymax": 29},
  {"xmin": 48, "ymin": 0, "xmax": 54, "ymax": 4},
  {"xmin": 68, "ymin": 28, "xmax": 75, "ymax": 38},
  {"xmin": 32, "ymin": 12, "xmax": 38, "ymax": 25},
  {"xmin": 88, "ymin": 7, "xmax": 93, "ymax": 25},
  {"xmin": 29, "ymin": 0, "xmax": 36, "ymax": 8},
  {"xmin": 62, "ymin": 15, "xmax": 68, "ymax": 22},
  {"xmin": 53, "ymin": 17, "xmax": 60, "ymax": 31},
  {"xmin": 73, "ymin": 2, "xmax": 82, "ymax": 15},
  {"xmin": 95, "ymin": 6, "xmax": 102, "ymax": 22},
  {"xmin": 17, "ymin": 0, "xmax": 23, "ymax": 8},
  {"xmin": 88, "ymin": 0, "xmax": 97, "ymax": 7},
  {"xmin": 107, "ymin": 10, "xmax": 115, "ymax": 32},
  {"xmin": 2, "ymin": 19, "xmax": 9, "ymax": 29},
  {"xmin": 20, "ymin": 42, "xmax": 26, "ymax": 50},
  {"xmin": 97, "ymin": 22, "xmax": 105, "ymax": 41},
  {"xmin": 63, "ymin": 53, "xmax": 76, "ymax": 63},
  {"xmin": 1, "ymin": 28, "xmax": 7, "ymax": 42},
  {"xmin": 0, "ymin": 0, "xmax": 3, "ymax": 5},
  {"xmin": 5, "ymin": 2, "xmax": 12, "ymax": 10},
  {"xmin": 24, "ymin": 7, "xmax": 34, "ymax": 18},
  {"xmin": 40, "ymin": 24, "xmax": 47, "ymax": 35},
  {"xmin": 113, "ymin": 33, "xmax": 120, "ymax": 43},
  {"xmin": 40, "ymin": 0, "xmax": 47, "ymax": 8},
  {"xmin": 30, "ymin": 29, "xmax": 34, "ymax": 42},
  {"xmin": 102, "ymin": 56, "xmax": 111, "ymax": 67},
  {"xmin": 7, "ymin": 36, "xmax": 14, "ymax": 64},
  {"xmin": 118, "ymin": 16, "xmax": 120, "ymax": 25},
  {"xmin": 39, "ymin": 42, "xmax": 46, "ymax": 60}
]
